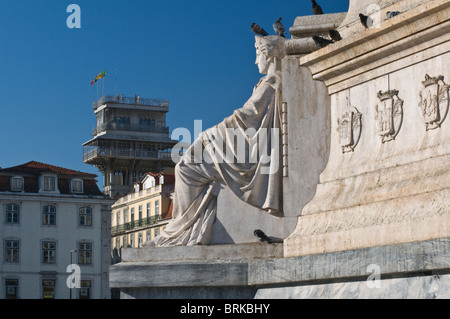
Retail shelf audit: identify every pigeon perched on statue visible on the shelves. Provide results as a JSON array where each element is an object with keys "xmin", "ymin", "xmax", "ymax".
[
  {"xmin": 359, "ymin": 13, "xmax": 370, "ymax": 28},
  {"xmin": 312, "ymin": 35, "xmax": 334, "ymax": 48},
  {"xmin": 386, "ymin": 11, "xmax": 401, "ymax": 19},
  {"xmin": 273, "ymin": 17, "xmax": 286, "ymax": 38},
  {"xmin": 329, "ymin": 29, "xmax": 342, "ymax": 41},
  {"xmin": 251, "ymin": 23, "xmax": 269, "ymax": 36},
  {"xmin": 311, "ymin": 0, "xmax": 323, "ymax": 15},
  {"xmin": 254, "ymin": 229, "xmax": 273, "ymax": 244}
]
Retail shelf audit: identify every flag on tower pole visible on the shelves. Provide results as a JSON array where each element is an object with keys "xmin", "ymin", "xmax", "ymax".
[{"xmin": 90, "ymin": 69, "xmax": 107, "ymax": 85}]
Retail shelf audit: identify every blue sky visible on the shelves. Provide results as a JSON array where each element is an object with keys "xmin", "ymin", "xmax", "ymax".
[{"xmin": 0, "ymin": 0, "xmax": 349, "ymax": 188}]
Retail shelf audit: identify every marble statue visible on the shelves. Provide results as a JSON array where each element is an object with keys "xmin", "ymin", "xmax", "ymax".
[{"xmin": 150, "ymin": 36, "xmax": 286, "ymax": 246}]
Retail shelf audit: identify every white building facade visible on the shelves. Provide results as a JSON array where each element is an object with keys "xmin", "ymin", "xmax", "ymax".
[{"xmin": 0, "ymin": 161, "xmax": 114, "ymax": 299}]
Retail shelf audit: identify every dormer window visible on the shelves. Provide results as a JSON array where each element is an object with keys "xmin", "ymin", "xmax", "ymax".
[
  {"xmin": 43, "ymin": 176, "xmax": 56, "ymax": 191},
  {"xmin": 11, "ymin": 177, "xmax": 24, "ymax": 191},
  {"xmin": 71, "ymin": 179, "xmax": 83, "ymax": 193}
]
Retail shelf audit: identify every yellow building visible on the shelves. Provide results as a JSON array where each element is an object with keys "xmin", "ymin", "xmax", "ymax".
[{"xmin": 111, "ymin": 172, "xmax": 174, "ymax": 257}]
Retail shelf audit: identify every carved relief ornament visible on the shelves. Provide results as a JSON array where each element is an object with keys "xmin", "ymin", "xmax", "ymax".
[
  {"xmin": 337, "ymin": 106, "xmax": 362, "ymax": 153},
  {"xmin": 375, "ymin": 90, "xmax": 403, "ymax": 143},
  {"xmin": 418, "ymin": 74, "xmax": 449, "ymax": 131}
]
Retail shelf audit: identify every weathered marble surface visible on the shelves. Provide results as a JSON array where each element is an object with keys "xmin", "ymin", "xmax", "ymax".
[
  {"xmin": 121, "ymin": 242, "xmax": 283, "ymax": 263},
  {"xmin": 110, "ymin": 239, "xmax": 450, "ymax": 299},
  {"xmin": 255, "ymin": 274, "xmax": 450, "ymax": 299},
  {"xmin": 284, "ymin": 0, "xmax": 450, "ymax": 257}
]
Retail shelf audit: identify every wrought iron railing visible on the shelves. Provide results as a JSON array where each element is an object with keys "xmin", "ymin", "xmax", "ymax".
[
  {"xmin": 93, "ymin": 95, "xmax": 169, "ymax": 109},
  {"xmin": 111, "ymin": 215, "xmax": 162, "ymax": 235},
  {"xmin": 83, "ymin": 146, "xmax": 174, "ymax": 162},
  {"xmin": 92, "ymin": 123, "xmax": 170, "ymax": 136}
]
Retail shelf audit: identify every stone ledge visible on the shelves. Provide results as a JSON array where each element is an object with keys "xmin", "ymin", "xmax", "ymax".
[
  {"xmin": 251, "ymin": 238, "xmax": 450, "ymax": 286},
  {"xmin": 122, "ymin": 242, "xmax": 283, "ymax": 263},
  {"xmin": 110, "ymin": 238, "xmax": 450, "ymax": 294},
  {"xmin": 300, "ymin": 0, "xmax": 450, "ymax": 87},
  {"xmin": 110, "ymin": 261, "xmax": 249, "ymax": 288},
  {"xmin": 289, "ymin": 13, "xmax": 347, "ymax": 39}
]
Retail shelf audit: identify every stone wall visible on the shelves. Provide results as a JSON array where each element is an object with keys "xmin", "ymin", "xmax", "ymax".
[{"xmin": 284, "ymin": 0, "xmax": 450, "ymax": 257}]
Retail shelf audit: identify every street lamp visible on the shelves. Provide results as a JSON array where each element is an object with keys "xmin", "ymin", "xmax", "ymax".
[{"xmin": 69, "ymin": 250, "xmax": 77, "ymax": 299}]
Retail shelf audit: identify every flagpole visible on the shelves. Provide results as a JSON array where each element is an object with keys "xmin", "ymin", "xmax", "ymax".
[{"xmin": 115, "ymin": 68, "xmax": 118, "ymax": 95}]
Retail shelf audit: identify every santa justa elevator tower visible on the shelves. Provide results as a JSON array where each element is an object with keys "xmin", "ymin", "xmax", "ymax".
[{"xmin": 83, "ymin": 95, "xmax": 178, "ymax": 198}]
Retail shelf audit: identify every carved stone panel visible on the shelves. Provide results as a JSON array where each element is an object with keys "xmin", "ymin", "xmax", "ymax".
[
  {"xmin": 418, "ymin": 74, "xmax": 449, "ymax": 131},
  {"xmin": 375, "ymin": 90, "xmax": 403, "ymax": 143},
  {"xmin": 337, "ymin": 106, "xmax": 362, "ymax": 153}
]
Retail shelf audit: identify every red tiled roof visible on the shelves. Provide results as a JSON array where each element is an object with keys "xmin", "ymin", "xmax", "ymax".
[
  {"xmin": 0, "ymin": 161, "xmax": 105, "ymax": 196},
  {"xmin": 0, "ymin": 161, "xmax": 97, "ymax": 177}
]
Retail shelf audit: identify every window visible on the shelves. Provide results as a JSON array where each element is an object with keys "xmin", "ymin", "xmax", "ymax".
[
  {"xmin": 130, "ymin": 234, "xmax": 135, "ymax": 248},
  {"xmin": 42, "ymin": 280, "xmax": 55, "ymax": 299},
  {"xmin": 138, "ymin": 206, "xmax": 142, "ymax": 226},
  {"xmin": 79, "ymin": 280, "xmax": 91, "ymax": 299},
  {"xmin": 42, "ymin": 241, "xmax": 56, "ymax": 264},
  {"xmin": 146, "ymin": 230, "xmax": 151, "ymax": 242},
  {"xmin": 5, "ymin": 204, "xmax": 19, "ymax": 224},
  {"xmin": 71, "ymin": 179, "xmax": 83, "ymax": 193},
  {"xmin": 116, "ymin": 211, "xmax": 120, "ymax": 226},
  {"xmin": 42, "ymin": 205, "xmax": 56, "ymax": 225},
  {"xmin": 155, "ymin": 200, "xmax": 160, "ymax": 219},
  {"xmin": 146, "ymin": 203, "xmax": 151, "ymax": 218},
  {"xmin": 5, "ymin": 279, "xmax": 19, "ymax": 299},
  {"xmin": 154, "ymin": 228, "xmax": 160, "ymax": 237},
  {"xmin": 43, "ymin": 176, "xmax": 56, "ymax": 191},
  {"xmin": 122, "ymin": 235, "xmax": 127, "ymax": 247},
  {"xmin": 78, "ymin": 243, "xmax": 92, "ymax": 264},
  {"xmin": 79, "ymin": 207, "xmax": 92, "ymax": 226},
  {"xmin": 5, "ymin": 240, "xmax": 19, "ymax": 263},
  {"xmin": 138, "ymin": 232, "xmax": 143, "ymax": 247},
  {"xmin": 11, "ymin": 177, "xmax": 24, "ymax": 191},
  {"xmin": 130, "ymin": 208, "xmax": 135, "ymax": 226},
  {"xmin": 123, "ymin": 209, "xmax": 128, "ymax": 224}
]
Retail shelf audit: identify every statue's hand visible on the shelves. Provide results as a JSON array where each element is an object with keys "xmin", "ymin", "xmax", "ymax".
[{"xmin": 265, "ymin": 71, "xmax": 282, "ymax": 91}]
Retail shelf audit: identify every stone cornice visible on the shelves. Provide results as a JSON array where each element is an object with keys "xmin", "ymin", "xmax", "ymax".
[{"xmin": 299, "ymin": 0, "xmax": 450, "ymax": 93}]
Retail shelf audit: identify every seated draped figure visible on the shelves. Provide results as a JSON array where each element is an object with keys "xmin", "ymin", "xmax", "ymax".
[{"xmin": 149, "ymin": 35, "xmax": 286, "ymax": 246}]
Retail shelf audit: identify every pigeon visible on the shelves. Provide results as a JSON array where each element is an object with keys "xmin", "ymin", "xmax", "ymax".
[
  {"xmin": 386, "ymin": 11, "xmax": 401, "ymax": 19},
  {"xmin": 359, "ymin": 13, "xmax": 370, "ymax": 28},
  {"xmin": 273, "ymin": 17, "xmax": 286, "ymax": 38},
  {"xmin": 254, "ymin": 229, "xmax": 273, "ymax": 244},
  {"xmin": 311, "ymin": 0, "xmax": 323, "ymax": 15},
  {"xmin": 251, "ymin": 23, "xmax": 269, "ymax": 36},
  {"xmin": 312, "ymin": 35, "xmax": 334, "ymax": 48},
  {"xmin": 329, "ymin": 29, "xmax": 342, "ymax": 41}
]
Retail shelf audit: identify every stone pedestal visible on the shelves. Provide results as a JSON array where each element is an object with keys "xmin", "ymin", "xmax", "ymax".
[
  {"xmin": 284, "ymin": 0, "xmax": 450, "ymax": 257},
  {"xmin": 110, "ymin": 0, "xmax": 450, "ymax": 299}
]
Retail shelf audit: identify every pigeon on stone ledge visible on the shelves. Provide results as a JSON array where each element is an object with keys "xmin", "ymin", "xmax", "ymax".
[
  {"xmin": 273, "ymin": 17, "xmax": 286, "ymax": 38},
  {"xmin": 359, "ymin": 13, "xmax": 370, "ymax": 29},
  {"xmin": 251, "ymin": 23, "xmax": 269, "ymax": 36},
  {"xmin": 254, "ymin": 229, "xmax": 273, "ymax": 244},
  {"xmin": 311, "ymin": 0, "xmax": 323, "ymax": 15},
  {"xmin": 386, "ymin": 11, "xmax": 401, "ymax": 19},
  {"xmin": 312, "ymin": 35, "xmax": 334, "ymax": 48},
  {"xmin": 329, "ymin": 29, "xmax": 342, "ymax": 41}
]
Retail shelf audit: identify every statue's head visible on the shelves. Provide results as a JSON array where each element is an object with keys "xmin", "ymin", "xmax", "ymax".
[{"xmin": 255, "ymin": 36, "xmax": 286, "ymax": 74}]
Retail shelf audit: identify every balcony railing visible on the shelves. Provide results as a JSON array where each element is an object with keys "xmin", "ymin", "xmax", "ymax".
[
  {"xmin": 92, "ymin": 122, "xmax": 170, "ymax": 136},
  {"xmin": 111, "ymin": 215, "xmax": 163, "ymax": 235},
  {"xmin": 93, "ymin": 95, "xmax": 169, "ymax": 110},
  {"xmin": 83, "ymin": 146, "xmax": 174, "ymax": 162}
]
